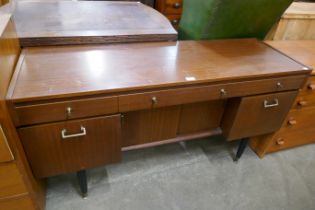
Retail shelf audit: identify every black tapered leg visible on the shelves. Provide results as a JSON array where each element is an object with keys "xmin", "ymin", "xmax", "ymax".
[
  {"xmin": 234, "ymin": 138, "xmax": 249, "ymax": 162},
  {"xmin": 77, "ymin": 170, "xmax": 88, "ymax": 198}
]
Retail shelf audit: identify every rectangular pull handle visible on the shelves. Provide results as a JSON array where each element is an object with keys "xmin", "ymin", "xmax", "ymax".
[
  {"xmin": 61, "ymin": 126, "xmax": 86, "ymax": 139},
  {"xmin": 264, "ymin": 99, "xmax": 279, "ymax": 108}
]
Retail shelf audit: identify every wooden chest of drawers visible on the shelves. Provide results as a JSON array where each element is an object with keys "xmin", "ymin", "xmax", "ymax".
[
  {"xmin": 250, "ymin": 41, "xmax": 315, "ymax": 157},
  {"xmin": 155, "ymin": 0, "xmax": 183, "ymax": 28}
]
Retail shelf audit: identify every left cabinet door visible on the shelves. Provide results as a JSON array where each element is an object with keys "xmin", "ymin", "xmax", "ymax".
[{"xmin": 19, "ymin": 115, "xmax": 122, "ymax": 178}]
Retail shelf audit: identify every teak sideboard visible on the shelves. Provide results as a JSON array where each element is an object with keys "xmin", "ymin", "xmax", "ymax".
[{"xmin": 5, "ymin": 39, "xmax": 311, "ymax": 196}]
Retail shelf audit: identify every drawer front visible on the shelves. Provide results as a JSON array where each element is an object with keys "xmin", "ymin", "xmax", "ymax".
[
  {"xmin": 268, "ymin": 107, "xmax": 315, "ymax": 153},
  {"xmin": 166, "ymin": 14, "xmax": 181, "ymax": 28},
  {"xmin": 14, "ymin": 96, "xmax": 118, "ymax": 126},
  {"xmin": 164, "ymin": 0, "xmax": 183, "ymax": 14},
  {"xmin": 268, "ymin": 129, "xmax": 315, "ymax": 153},
  {"xmin": 222, "ymin": 91, "xmax": 298, "ymax": 141},
  {"xmin": 300, "ymin": 76, "xmax": 315, "ymax": 94},
  {"xmin": 279, "ymin": 107, "xmax": 315, "ymax": 133},
  {"xmin": 292, "ymin": 92, "xmax": 315, "ymax": 110},
  {"xmin": 119, "ymin": 75, "xmax": 306, "ymax": 112},
  {"xmin": 19, "ymin": 115, "xmax": 121, "ymax": 178},
  {"xmin": 0, "ymin": 163, "xmax": 27, "ymax": 198}
]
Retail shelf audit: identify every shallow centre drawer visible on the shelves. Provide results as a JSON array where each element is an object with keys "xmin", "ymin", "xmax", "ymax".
[
  {"xmin": 222, "ymin": 91, "xmax": 298, "ymax": 141},
  {"xmin": 14, "ymin": 96, "xmax": 118, "ymax": 126},
  {"xmin": 18, "ymin": 115, "xmax": 121, "ymax": 178},
  {"xmin": 119, "ymin": 75, "xmax": 306, "ymax": 112}
]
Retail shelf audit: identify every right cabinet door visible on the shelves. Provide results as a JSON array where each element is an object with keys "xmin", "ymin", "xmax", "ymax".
[
  {"xmin": 222, "ymin": 91, "xmax": 298, "ymax": 141},
  {"xmin": 19, "ymin": 115, "xmax": 121, "ymax": 178}
]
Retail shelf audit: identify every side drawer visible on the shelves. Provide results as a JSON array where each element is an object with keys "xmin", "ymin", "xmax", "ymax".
[
  {"xmin": 0, "ymin": 162, "xmax": 27, "ymax": 198},
  {"xmin": 166, "ymin": 14, "xmax": 181, "ymax": 28},
  {"xmin": 222, "ymin": 91, "xmax": 298, "ymax": 141},
  {"xmin": 18, "ymin": 115, "xmax": 121, "ymax": 178},
  {"xmin": 14, "ymin": 96, "xmax": 118, "ymax": 126},
  {"xmin": 119, "ymin": 75, "xmax": 306, "ymax": 112}
]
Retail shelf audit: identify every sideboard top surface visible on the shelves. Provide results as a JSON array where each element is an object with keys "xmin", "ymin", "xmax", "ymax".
[
  {"xmin": 265, "ymin": 40, "xmax": 315, "ymax": 75},
  {"xmin": 13, "ymin": 1, "xmax": 177, "ymax": 46},
  {"xmin": 8, "ymin": 39, "xmax": 311, "ymax": 102}
]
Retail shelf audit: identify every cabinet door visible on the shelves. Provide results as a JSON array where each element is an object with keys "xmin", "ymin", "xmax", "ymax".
[
  {"xmin": 222, "ymin": 91, "xmax": 298, "ymax": 141},
  {"xmin": 19, "ymin": 115, "xmax": 121, "ymax": 178}
]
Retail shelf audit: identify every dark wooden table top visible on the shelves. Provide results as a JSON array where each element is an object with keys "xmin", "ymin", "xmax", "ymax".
[
  {"xmin": 8, "ymin": 39, "xmax": 311, "ymax": 102},
  {"xmin": 265, "ymin": 40, "xmax": 315, "ymax": 75},
  {"xmin": 12, "ymin": 0, "xmax": 177, "ymax": 47}
]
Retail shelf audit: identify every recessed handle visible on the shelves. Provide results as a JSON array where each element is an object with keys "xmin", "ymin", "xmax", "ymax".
[
  {"xmin": 173, "ymin": 2, "xmax": 181, "ymax": 8},
  {"xmin": 61, "ymin": 126, "xmax": 86, "ymax": 139},
  {"xmin": 264, "ymin": 99, "xmax": 279, "ymax": 108}
]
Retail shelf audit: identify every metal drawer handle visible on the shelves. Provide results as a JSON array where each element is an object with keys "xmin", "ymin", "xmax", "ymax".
[
  {"xmin": 61, "ymin": 126, "xmax": 86, "ymax": 139},
  {"xmin": 173, "ymin": 2, "xmax": 181, "ymax": 8},
  {"xmin": 264, "ymin": 99, "xmax": 279, "ymax": 108},
  {"xmin": 152, "ymin": 96, "xmax": 158, "ymax": 105}
]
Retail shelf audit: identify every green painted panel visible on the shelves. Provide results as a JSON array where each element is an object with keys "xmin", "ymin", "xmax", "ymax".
[{"xmin": 179, "ymin": 0, "xmax": 294, "ymax": 40}]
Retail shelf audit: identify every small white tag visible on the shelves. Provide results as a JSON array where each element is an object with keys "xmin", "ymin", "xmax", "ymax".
[
  {"xmin": 185, "ymin": 76, "xmax": 196, "ymax": 81},
  {"xmin": 303, "ymin": 67, "xmax": 310, "ymax": 70}
]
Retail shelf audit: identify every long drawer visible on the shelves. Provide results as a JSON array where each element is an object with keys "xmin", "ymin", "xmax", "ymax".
[
  {"xmin": 119, "ymin": 75, "xmax": 306, "ymax": 112},
  {"xmin": 0, "ymin": 162, "xmax": 27, "ymax": 198},
  {"xmin": 18, "ymin": 115, "xmax": 122, "ymax": 178},
  {"xmin": 14, "ymin": 96, "xmax": 118, "ymax": 126}
]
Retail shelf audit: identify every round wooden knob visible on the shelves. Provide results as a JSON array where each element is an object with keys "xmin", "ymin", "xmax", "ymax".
[
  {"xmin": 308, "ymin": 84, "xmax": 315, "ymax": 91},
  {"xmin": 297, "ymin": 100, "xmax": 307, "ymax": 107},
  {"xmin": 276, "ymin": 138, "xmax": 285, "ymax": 145},
  {"xmin": 173, "ymin": 2, "xmax": 181, "ymax": 8},
  {"xmin": 287, "ymin": 119, "xmax": 297, "ymax": 126},
  {"xmin": 151, "ymin": 96, "xmax": 158, "ymax": 104}
]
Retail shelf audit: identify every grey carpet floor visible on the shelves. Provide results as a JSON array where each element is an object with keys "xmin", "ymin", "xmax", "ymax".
[{"xmin": 46, "ymin": 136, "xmax": 315, "ymax": 210}]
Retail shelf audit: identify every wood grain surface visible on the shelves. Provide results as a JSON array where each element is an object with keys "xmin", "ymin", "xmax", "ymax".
[
  {"xmin": 265, "ymin": 40, "xmax": 315, "ymax": 74},
  {"xmin": 7, "ymin": 39, "xmax": 311, "ymax": 103},
  {"xmin": 12, "ymin": 1, "xmax": 177, "ymax": 46}
]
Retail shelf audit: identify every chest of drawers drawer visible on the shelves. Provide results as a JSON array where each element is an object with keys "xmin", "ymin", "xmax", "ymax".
[
  {"xmin": 13, "ymin": 96, "xmax": 118, "ymax": 126},
  {"xmin": 268, "ymin": 107, "xmax": 315, "ymax": 152},
  {"xmin": 119, "ymin": 75, "xmax": 306, "ymax": 112},
  {"xmin": 300, "ymin": 76, "xmax": 315, "ymax": 94},
  {"xmin": 18, "ymin": 115, "xmax": 121, "ymax": 178}
]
